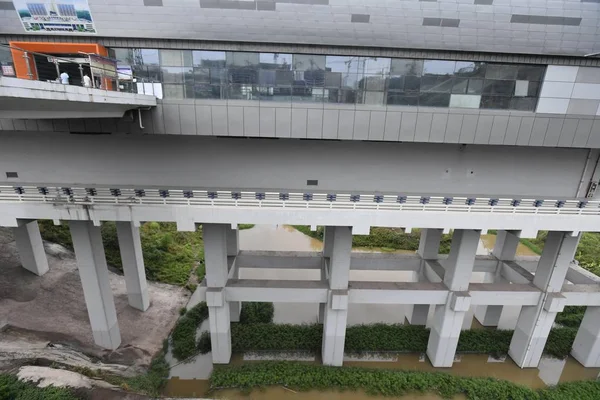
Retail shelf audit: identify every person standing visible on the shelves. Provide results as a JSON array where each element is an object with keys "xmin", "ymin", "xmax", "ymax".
[
  {"xmin": 83, "ymin": 74, "xmax": 92, "ymax": 88},
  {"xmin": 60, "ymin": 71, "xmax": 69, "ymax": 85}
]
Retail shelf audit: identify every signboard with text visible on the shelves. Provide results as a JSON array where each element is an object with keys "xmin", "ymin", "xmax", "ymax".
[{"xmin": 13, "ymin": 0, "xmax": 96, "ymax": 34}]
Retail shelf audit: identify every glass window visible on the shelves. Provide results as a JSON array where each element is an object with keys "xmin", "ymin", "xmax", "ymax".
[
  {"xmin": 419, "ymin": 92, "xmax": 451, "ymax": 107},
  {"xmin": 360, "ymin": 57, "xmax": 391, "ymax": 75},
  {"xmin": 387, "ymin": 92, "xmax": 419, "ymax": 106},
  {"xmin": 193, "ymin": 83, "xmax": 224, "ymax": 99},
  {"xmin": 161, "ymin": 67, "xmax": 188, "ymax": 84},
  {"xmin": 480, "ymin": 95, "xmax": 511, "ymax": 109},
  {"xmin": 359, "ymin": 91, "xmax": 385, "ymax": 105},
  {"xmin": 454, "ymin": 61, "xmax": 486, "ymax": 78},
  {"xmin": 421, "ymin": 75, "xmax": 453, "ymax": 93},
  {"xmin": 192, "ymin": 51, "xmax": 226, "ymax": 67},
  {"xmin": 362, "ymin": 75, "xmax": 386, "ymax": 91},
  {"xmin": 226, "ymin": 52, "xmax": 260, "ymax": 67},
  {"xmin": 483, "ymin": 80, "xmax": 515, "ymax": 96},
  {"xmin": 138, "ymin": 49, "xmax": 159, "ymax": 66},
  {"xmin": 293, "ymin": 54, "xmax": 326, "ymax": 71},
  {"xmin": 388, "ymin": 76, "xmax": 404, "ymax": 91},
  {"xmin": 510, "ymin": 97, "xmax": 537, "ymax": 111},
  {"xmin": 390, "ymin": 59, "xmax": 422, "ymax": 76},
  {"xmin": 423, "ymin": 60, "xmax": 456, "ymax": 76},
  {"xmin": 228, "ymin": 83, "xmax": 258, "ymax": 100},
  {"xmin": 160, "ymin": 50, "xmax": 192, "ymax": 67},
  {"xmin": 467, "ymin": 79, "xmax": 483, "ymax": 94},
  {"xmin": 404, "ymin": 76, "xmax": 421, "ymax": 92},
  {"xmin": 326, "ymin": 88, "xmax": 356, "ymax": 104},
  {"xmin": 259, "ymin": 53, "xmax": 292, "ymax": 69},
  {"xmin": 485, "ymin": 64, "xmax": 517, "ymax": 80},
  {"xmin": 326, "ymin": 56, "xmax": 357, "ymax": 73},
  {"xmin": 163, "ymin": 84, "xmax": 185, "ymax": 99},
  {"xmin": 517, "ymin": 65, "xmax": 545, "ymax": 81},
  {"xmin": 452, "ymin": 78, "xmax": 468, "ymax": 94}
]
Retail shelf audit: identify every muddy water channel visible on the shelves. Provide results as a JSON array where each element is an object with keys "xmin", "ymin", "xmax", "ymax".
[{"xmin": 164, "ymin": 225, "xmax": 600, "ymax": 398}]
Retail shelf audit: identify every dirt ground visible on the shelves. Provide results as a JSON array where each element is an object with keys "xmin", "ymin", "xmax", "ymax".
[{"xmin": 0, "ymin": 227, "xmax": 188, "ymax": 367}]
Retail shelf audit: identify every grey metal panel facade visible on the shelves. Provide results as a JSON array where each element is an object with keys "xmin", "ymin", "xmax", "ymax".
[{"xmin": 1, "ymin": 0, "xmax": 600, "ymax": 57}]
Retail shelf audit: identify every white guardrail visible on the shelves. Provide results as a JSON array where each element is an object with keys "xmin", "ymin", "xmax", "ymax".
[{"xmin": 0, "ymin": 186, "xmax": 598, "ymax": 216}]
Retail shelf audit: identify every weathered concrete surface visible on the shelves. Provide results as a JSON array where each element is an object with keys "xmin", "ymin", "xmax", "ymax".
[{"xmin": 0, "ymin": 227, "xmax": 188, "ymax": 366}]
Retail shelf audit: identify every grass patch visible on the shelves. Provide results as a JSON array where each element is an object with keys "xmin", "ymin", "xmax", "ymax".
[
  {"xmin": 238, "ymin": 224, "xmax": 255, "ymax": 230},
  {"xmin": 39, "ymin": 220, "xmax": 203, "ymax": 286},
  {"xmin": 292, "ymin": 226, "xmax": 453, "ymax": 253},
  {"xmin": 171, "ymin": 302, "xmax": 209, "ymax": 361},
  {"xmin": 198, "ymin": 323, "xmax": 578, "ymax": 359},
  {"xmin": 555, "ymin": 306, "xmax": 586, "ymax": 329},
  {"xmin": 210, "ymin": 361, "xmax": 600, "ymax": 399},
  {"xmin": 0, "ymin": 373, "xmax": 80, "ymax": 400},
  {"xmin": 239, "ymin": 302, "xmax": 274, "ymax": 324}
]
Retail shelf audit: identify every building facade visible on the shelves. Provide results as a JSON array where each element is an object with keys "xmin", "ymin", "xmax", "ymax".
[{"xmin": 1, "ymin": 0, "xmax": 600, "ymax": 369}]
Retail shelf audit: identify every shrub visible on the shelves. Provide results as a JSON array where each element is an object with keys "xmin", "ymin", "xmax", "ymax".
[
  {"xmin": 555, "ymin": 306, "xmax": 586, "ymax": 328},
  {"xmin": 0, "ymin": 373, "xmax": 79, "ymax": 400},
  {"xmin": 239, "ymin": 302, "xmax": 274, "ymax": 324},
  {"xmin": 199, "ymin": 323, "xmax": 578, "ymax": 359},
  {"xmin": 209, "ymin": 361, "xmax": 600, "ymax": 399},
  {"xmin": 171, "ymin": 302, "xmax": 209, "ymax": 361},
  {"xmin": 238, "ymin": 224, "xmax": 255, "ymax": 230}
]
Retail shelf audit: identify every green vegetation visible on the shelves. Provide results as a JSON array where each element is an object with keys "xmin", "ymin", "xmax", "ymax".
[
  {"xmin": 171, "ymin": 302, "xmax": 209, "ymax": 361},
  {"xmin": 210, "ymin": 361, "xmax": 600, "ymax": 400},
  {"xmin": 238, "ymin": 224, "xmax": 255, "ymax": 230},
  {"xmin": 556, "ymin": 306, "xmax": 586, "ymax": 329},
  {"xmin": 173, "ymin": 302, "xmax": 275, "ymax": 361},
  {"xmin": 198, "ymin": 323, "xmax": 578, "ymax": 359},
  {"xmin": 39, "ymin": 220, "xmax": 203, "ymax": 286},
  {"xmin": 292, "ymin": 226, "xmax": 453, "ymax": 253},
  {"xmin": 239, "ymin": 302, "xmax": 275, "ymax": 324},
  {"xmin": 0, "ymin": 373, "xmax": 79, "ymax": 400}
]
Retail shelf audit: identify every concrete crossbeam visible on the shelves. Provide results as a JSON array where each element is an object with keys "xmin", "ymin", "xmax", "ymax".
[{"xmin": 226, "ymin": 279, "xmax": 328, "ymax": 303}]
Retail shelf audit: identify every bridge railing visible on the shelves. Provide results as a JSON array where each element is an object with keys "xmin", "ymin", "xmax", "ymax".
[{"xmin": 0, "ymin": 185, "xmax": 597, "ymax": 216}]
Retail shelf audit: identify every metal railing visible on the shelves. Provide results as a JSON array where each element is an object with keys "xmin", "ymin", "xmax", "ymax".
[
  {"xmin": 0, "ymin": 43, "xmax": 159, "ymax": 96},
  {"xmin": 0, "ymin": 185, "xmax": 598, "ymax": 216}
]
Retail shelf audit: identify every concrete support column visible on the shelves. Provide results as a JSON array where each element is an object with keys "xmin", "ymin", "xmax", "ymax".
[
  {"xmin": 322, "ymin": 226, "xmax": 351, "ymax": 366},
  {"xmin": 204, "ymin": 223, "xmax": 231, "ymax": 364},
  {"xmin": 319, "ymin": 226, "xmax": 335, "ymax": 324},
  {"xmin": 509, "ymin": 231, "xmax": 580, "ymax": 368},
  {"xmin": 116, "ymin": 222, "xmax": 149, "ymax": 311},
  {"xmin": 572, "ymin": 307, "xmax": 600, "ymax": 367},
  {"xmin": 13, "ymin": 219, "xmax": 49, "ymax": 276},
  {"xmin": 69, "ymin": 221, "xmax": 121, "ymax": 350},
  {"xmin": 226, "ymin": 227, "xmax": 240, "ymax": 322},
  {"xmin": 427, "ymin": 229, "xmax": 480, "ymax": 367},
  {"xmin": 407, "ymin": 229, "xmax": 443, "ymax": 325}
]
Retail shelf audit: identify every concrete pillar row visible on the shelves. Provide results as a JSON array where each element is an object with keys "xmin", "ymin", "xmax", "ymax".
[
  {"xmin": 69, "ymin": 221, "xmax": 121, "ymax": 350},
  {"xmin": 475, "ymin": 230, "xmax": 521, "ymax": 327},
  {"xmin": 322, "ymin": 226, "xmax": 352, "ymax": 366},
  {"xmin": 204, "ymin": 223, "xmax": 232, "ymax": 364},
  {"xmin": 427, "ymin": 229, "xmax": 480, "ymax": 367},
  {"xmin": 13, "ymin": 219, "xmax": 49, "ymax": 276},
  {"xmin": 406, "ymin": 228, "xmax": 443, "ymax": 326},
  {"xmin": 226, "ymin": 227, "xmax": 240, "ymax": 322},
  {"xmin": 116, "ymin": 222, "xmax": 150, "ymax": 311},
  {"xmin": 509, "ymin": 231, "xmax": 580, "ymax": 368}
]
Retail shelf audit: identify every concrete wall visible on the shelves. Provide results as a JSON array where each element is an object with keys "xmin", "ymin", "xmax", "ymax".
[
  {"xmin": 0, "ymin": 132, "xmax": 590, "ymax": 198},
  {"xmin": 4, "ymin": 98, "xmax": 599, "ymax": 149}
]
